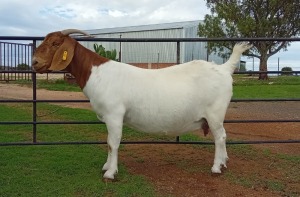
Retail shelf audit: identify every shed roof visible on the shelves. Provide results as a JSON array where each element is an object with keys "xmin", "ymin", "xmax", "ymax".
[{"xmin": 85, "ymin": 20, "xmax": 201, "ymax": 35}]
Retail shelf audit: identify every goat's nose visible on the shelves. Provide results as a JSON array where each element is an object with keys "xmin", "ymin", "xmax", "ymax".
[{"xmin": 32, "ymin": 57, "xmax": 37, "ymax": 66}]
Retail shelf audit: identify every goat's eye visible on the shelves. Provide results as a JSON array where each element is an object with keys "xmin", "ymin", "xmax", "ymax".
[{"xmin": 52, "ymin": 42, "xmax": 60, "ymax": 47}]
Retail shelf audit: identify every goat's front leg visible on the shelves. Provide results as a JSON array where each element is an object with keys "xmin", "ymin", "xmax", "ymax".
[{"xmin": 102, "ymin": 116, "xmax": 123, "ymax": 180}]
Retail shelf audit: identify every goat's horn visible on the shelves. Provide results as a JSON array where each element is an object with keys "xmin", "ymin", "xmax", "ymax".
[{"xmin": 61, "ymin": 29, "xmax": 92, "ymax": 37}]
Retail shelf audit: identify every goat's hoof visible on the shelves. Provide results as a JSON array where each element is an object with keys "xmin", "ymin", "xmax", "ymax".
[
  {"xmin": 211, "ymin": 166, "xmax": 222, "ymax": 174},
  {"xmin": 103, "ymin": 170, "xmax": 118, "ymax": 181},
  {"xmin": 102, "ymin": 177, "xmax": 117, "ymax": 183},
  {"xmin": 102, "ymin": 174, "xmax": 118, "ymax": 183}
]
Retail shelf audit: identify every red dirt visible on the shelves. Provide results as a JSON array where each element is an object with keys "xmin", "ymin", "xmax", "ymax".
[{"xmin": 1, "ymin": 83, "xmax": 299, "ymax": 196}]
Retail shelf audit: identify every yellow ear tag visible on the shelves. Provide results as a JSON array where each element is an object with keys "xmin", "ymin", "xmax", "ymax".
[{"xmin": 62, "ymin": 51, "xmax": 68, "ymax": 61}]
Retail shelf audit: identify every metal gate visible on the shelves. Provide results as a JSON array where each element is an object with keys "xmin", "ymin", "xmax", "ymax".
[{"xmin": 0, "ymin": 36, "xmax": 299, "ymax": 146}]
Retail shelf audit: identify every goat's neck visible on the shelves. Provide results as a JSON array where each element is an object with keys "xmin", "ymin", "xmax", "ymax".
[{"xmin": 66, "ymin": 43, "xmax": 109, "ymax": 89}]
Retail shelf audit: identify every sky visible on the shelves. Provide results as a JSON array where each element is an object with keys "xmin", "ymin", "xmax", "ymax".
[{"xmin": 0, "ymin": 0, "xmax": 299, "ymax": 71}]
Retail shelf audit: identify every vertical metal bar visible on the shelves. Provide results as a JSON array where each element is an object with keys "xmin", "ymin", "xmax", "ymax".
[
  {"xmin": 176, "ymin": 41, "xmax": 180, "ymax": 143},
  {"xmin": 17, "ymin": 45, "xmax": 20, "ymax": 80},
  {"xmin": 119, "ymin": 34, "xmax": 122, "ymax": 62},
  {"xmin": 0, "ymin": 42, "xmax": 3, "ymax": 81},
  {"xmin": 32, "ymin": 40, "xmax": 37, "ymax": 143},
  {"xmin": 25, "ymin": 45, "xmax": 27, "ymax": 80},
  {"xmin": 27, "ymin": 44, "xmax": 30, "ymax": 80},
  {"xmin": 4, "ymin": 43, "xmax": 6, "ymax": 80},
  {"xmin": 0, "ymin": 42, "xmax": 2, "ymax": 80},
  {"xmin": 277, "ymin": 57, "xmax": 280, "ymax": 77},
  {"xmin": 8, "ymin": 44, "xmax": 10, "ymax": 81},
  {"xmin": 7, "ymin": 44, "xmax": 9, "ymax": 81},
  {"xmin": 206, "ymin": 43, "xmax": 209, "ymax": 61},
  {"xmin": 14, "ymin": 44, "xmax": 17, "ymax": 80},
  {"xmin": 176, "ymin": 41, "xmax": 180, "ymax": 64},
  {"xmin": 32, "ymin": 72, "xmax": 37, "ymax": 143},
  {"xmin": 10, "ymin": 44, "xmax": 12, "ymax": 81},
  {"xmin": 21, "ymin": 45, "xmax": 24, "ymax": 80}
]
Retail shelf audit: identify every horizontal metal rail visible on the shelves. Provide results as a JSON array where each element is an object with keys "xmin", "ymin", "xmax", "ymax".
[
  {"xmin": 1, "ymin": 70, "xmax": 300, "ymax": 74},
  {"xmin": 0, "ymin": 99, "xmax": 90, "ymax": 103},
  {"xmin": 1, "ymin": 36, "xmax": 300, "ymax": 42},
  {"xmin": 231, "ymin": 98, "xmax": 300, "ymax": 102},
  {"xmin": 1, "ymin": 98, "xmax": 300, "ymax": 103},
  {"xmin": 0, "ymin": 121, "xmax": 104, "ymax": 125},
  {"xmin": 0, "ymin": 139, "xmax": 299, "ymax": 147},
  {"xmin": 1, "ymin": 119, "xmax": 300, "ymax": 125}
]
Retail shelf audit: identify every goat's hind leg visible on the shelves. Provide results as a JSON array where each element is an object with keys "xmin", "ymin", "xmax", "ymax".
[
  {"xmin": 207, "ymin": 118, "xmax": 229, "ymax": 173},
  {"xmin": 212, "ymin": 126, "xmax": 229, "ymax": 173}
]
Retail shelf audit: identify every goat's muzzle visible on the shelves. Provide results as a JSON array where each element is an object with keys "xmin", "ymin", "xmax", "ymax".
[{"xmin": 32, "ymin": 57, "xmax": 49, "ymax": 73}]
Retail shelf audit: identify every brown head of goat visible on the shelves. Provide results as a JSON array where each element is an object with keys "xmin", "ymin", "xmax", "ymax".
[{"xmin": 32, "ymin": 29, "xmax": 91, "ymax": 73}]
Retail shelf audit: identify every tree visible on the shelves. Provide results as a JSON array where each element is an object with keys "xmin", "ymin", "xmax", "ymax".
[
  {"xmin": 93, "ymin": 44, "xmax": 118, "ymax": 61},
  {"xmin": 198, "ymin": 0, "xmax": 300, "ymax": 79},
  {"xmin": 17, "ymin": 63, "xmax": 29, "ymax": 70},
  {"xmin": 281, "ymin": 66, "xmax": 293, "ymax": 75}
]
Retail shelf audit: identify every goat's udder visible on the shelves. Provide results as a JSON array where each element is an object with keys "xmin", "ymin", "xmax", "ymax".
[{"xmin": 202, "ymin": 119, "xmax": 210, "ymax": 136}]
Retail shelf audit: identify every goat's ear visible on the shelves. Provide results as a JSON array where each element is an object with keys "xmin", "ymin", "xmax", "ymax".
[{"xmin": 49, "ymin": 37, "xmax": 75, "ymax": 71}]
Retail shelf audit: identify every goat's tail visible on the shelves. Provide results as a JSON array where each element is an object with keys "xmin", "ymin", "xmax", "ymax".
[{"xmin": 223, "ymin": 42, "xmax": 252, "ymax": 74}]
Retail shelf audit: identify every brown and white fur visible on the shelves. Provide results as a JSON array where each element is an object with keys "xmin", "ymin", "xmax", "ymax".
[{"xmin": 32, "ymin": 29, "xmax": 252, "ymax": 180}]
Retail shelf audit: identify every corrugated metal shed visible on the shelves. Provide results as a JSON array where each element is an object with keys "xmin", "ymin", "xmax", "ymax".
[
  {"xmin": 86, "ymin": 20, "xmax": 201, "ymax": 35},
  {"xmin": 81, "ymin": 20, "xmax": 225, "ymax": 66}
]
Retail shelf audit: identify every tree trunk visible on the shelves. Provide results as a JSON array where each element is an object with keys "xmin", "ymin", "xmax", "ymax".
[{"xmin": 258, "ymin": 53, "xmax": 269, "ymax": 80}]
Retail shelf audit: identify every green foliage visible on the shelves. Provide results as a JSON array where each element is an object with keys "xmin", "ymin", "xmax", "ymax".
[
  {"xmin": 17, "ymin": 63, "xmax": 30, "ymax": 70},
  {"xmin": 198, "ymin": 0, "xmax": 300, "ymax": 77},
  {"xmin": 281, "ymin": 66, "xmax": 293, "ymax": 75},
  {"xmin": 93, "ymin": 43, "xmax": 118, "ymax": 61}
]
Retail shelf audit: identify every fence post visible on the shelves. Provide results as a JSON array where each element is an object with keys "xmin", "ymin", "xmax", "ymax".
[
  {"xmin": 176, "ymin": 41, "xmax": 180, "ymax": 64},
  {"xmin": 176, "ymin": 41, "xmax": 180, "ymax": 143},
  {"xmin": 32, "ymin": 40, "xmax": 37, "ymax": 143},
  {"xmin": 32, "ymin": 72, "xmax": 37, "ymax": 143}
]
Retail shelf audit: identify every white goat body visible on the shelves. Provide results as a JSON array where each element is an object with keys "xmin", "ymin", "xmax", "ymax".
[
  {"xmin": 84, "ymin": 59, "xmax": 232, "ymax": 135},
  {"xmin": 32, "ymin": 30, "xmax": 252, "ymax": 180}
]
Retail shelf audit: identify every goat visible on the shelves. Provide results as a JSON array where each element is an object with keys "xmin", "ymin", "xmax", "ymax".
[{"xmin": 32, "ymin": 29, "xmax": 252, "ymax": 180}]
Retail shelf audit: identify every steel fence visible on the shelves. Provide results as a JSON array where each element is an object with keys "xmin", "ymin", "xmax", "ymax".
[
  {"xmin": 0, "ymin": 41, "xmax": 32, "ymax": 81},
  {"xmin": 0, "ymin": 36, "xmax": 299, "ymax": 146}
]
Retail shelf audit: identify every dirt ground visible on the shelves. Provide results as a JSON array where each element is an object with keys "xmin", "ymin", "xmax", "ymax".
[{"xmin": 0, "ymin": 83, "xmax": 299, "ymax": 196}]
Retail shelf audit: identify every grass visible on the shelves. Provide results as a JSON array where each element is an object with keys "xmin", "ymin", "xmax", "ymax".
[
  {"xmin": 224, "ymin": 172, "xmax": 285, "ymax": 192},
  {"xmin": 232, "ymin": 75, "xmax": 300, "ymax": 98},
  {"xmin": 0, "ymin": 146, "xmax": 156, "ymax": 196},
  {"xmin": 36, "ymin": 79, "xmax": 81, "ymax": 91},
  {"xmin": 0, "ymin": 103, "xmax": 157, "ymax": 197}
]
